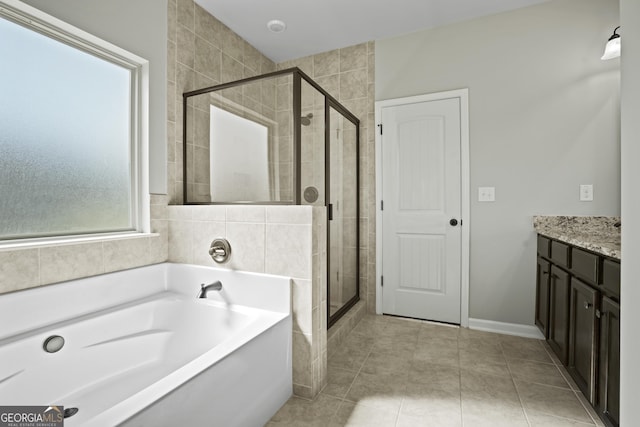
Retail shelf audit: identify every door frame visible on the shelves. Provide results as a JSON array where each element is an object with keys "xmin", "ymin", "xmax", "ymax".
[{"xmin": 375, "ymin": 88, "xmax": 470, "ymax": 327}]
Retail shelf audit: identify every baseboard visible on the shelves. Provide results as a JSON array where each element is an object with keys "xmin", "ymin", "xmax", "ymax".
[{"xmin": 468, "ymin": 318, "xmax": 545, "ymax": 340}]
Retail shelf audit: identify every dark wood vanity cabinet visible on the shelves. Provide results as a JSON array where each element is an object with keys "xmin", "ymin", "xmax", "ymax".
[
  {"xmin": 535, "ymin": 235, "xmax": 620, "ymax": 427},
  {"xmin": 535, "ymin": 257, "xmax": 550, "ymax": 338},
  {"xmin": 548, "ymin": 265, "xmax": 570, "ymax": 365},
  {"xmin": 598, "ymin": 296, "xmax": 620, "ymax": 427},
  {"xmin": 568, "ymin": 277, "xmax": 599, "ymax": 402}
]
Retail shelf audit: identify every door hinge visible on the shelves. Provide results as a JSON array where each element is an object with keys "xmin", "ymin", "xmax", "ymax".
[
  {"xmin": 381, "ymin": 276, "xmax": 384, "ymax": 287},
  {"xmin": 381, "ymin": 200, "xmax": 384, "ymax": 211},
  {"xmin": 377, "ymin": 123, "xmax": 383, "ymax": 135}
]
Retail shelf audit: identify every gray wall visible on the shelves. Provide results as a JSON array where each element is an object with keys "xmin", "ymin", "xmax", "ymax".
[
  {"xmin": 620, "ymin": 0, "xmax": 639, "ymax": 423},
  {"xmin": 376, "ymin": 0, "xmax": 620, "ymax": 325},
  {"xmin": 22, "ymin": 0, "xmax": 168, "ymax": 194}
]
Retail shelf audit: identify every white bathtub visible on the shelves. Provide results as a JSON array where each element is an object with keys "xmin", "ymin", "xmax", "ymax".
[{"xmin": 0, "ymin": 263, "xmax": 292, "ymax": 426}]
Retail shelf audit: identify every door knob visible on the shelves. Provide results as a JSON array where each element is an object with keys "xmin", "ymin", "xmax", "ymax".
[{"xmin": 449, "ymin": 219, "xmax": 458, "ymax": 226}]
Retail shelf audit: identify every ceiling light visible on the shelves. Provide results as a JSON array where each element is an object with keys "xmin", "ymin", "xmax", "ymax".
[
  {"xmin": 601, "ymin": 26, "xmax": 621, "ymax": 60},
  {"xmin": 267, "ymin": 20, "xmax": 286, "ymax": 34}
]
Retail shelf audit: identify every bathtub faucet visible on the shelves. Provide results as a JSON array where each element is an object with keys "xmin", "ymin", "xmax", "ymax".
[{"xmin": 197, "ymin": 281, "xmax": 223, "ymax": 298}]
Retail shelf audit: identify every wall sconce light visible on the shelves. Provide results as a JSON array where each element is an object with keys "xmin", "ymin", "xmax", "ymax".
[{"xmin": 601, "ymin": 26, "xmax": 621, "ymax": 60}]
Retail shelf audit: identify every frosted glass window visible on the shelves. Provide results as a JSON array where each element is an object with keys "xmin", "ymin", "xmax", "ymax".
[{"xmin": 0, "ymin": 13, "xmax": 136, "ymax": 240}]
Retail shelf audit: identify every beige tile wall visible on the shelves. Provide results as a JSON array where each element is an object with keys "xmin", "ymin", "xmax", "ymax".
[
  {"xmin": 167, "ymin": 0, "xmax": 376, "ymax": 399},
  {"xmin": 278, "ymin": 44, "xmax": 377, "ymax": 315},
  {"xmin": 166, "ymin": 204, "xmax": 327, "ymax": 398},
  {"xmin": 0, "ymin": 194, "xmax": 169, "ymax": 295},
  {"xmin": 167, "ymin": 0, "xmax": 277, "ymax": 204}
]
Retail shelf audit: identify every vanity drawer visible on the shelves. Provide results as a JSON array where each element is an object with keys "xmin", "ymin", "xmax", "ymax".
[
  {"xmin": 551, "ymin": 241, "xmax": 570, "ymax": 268},
  {"xmin": 538, "ymin": 235, "xmax": 551, "ymax": 257},
  {"xmin": 601, "ymin": 259, "xmax": 620, "ymax": 299},
  {"xmin": 571, "ymin": 248, "xmax": 599, "ymax": 284}
]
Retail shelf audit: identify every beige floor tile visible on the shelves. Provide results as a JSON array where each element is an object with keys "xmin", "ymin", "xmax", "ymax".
[
  {"xmin": 272, "ymin": 314, "xmax": 604, "ymax": 426},
  {"xmin": 526, "ymin": 411, "xmax": 596, "ymax": 426},
  {"xmin": 457, "ymin": 336, "xmax": 504, "ymax": 356},
  {"xmin": 459, "ymin": 348, "xmax": 510, "ymax": 377},
  {"xmin": 345, "ymin": 371, "xmax": 406, "ymax": 413},
  {"xmin": 458, "ymin": 327, "xmax": 503, "ymax": 343},
  {"xmin": 501, "ymin": 337, "xmax": 552, "ymax": 363},
  {"xmin": 515, "ymin": 379, "xmax": 593, "ymax": 423},
  {"xmin": 401, "ymin": 381, "xmax": 461, "ymax": 418},
  {"xmin": 269, "ymin": 394, "xmax": 342, "ymax": 426},
  {"xmin": 508, "ymin": 358, "xmax": 571, "ymax": 388},
  {"xmin": 460, "ymin": 369, "xmax": 521, "ymax": 404},
  {"xmin": 407, "ymin": 359, "xmax": 460, "ymax": 387},
  {"xmin": 360, "ymin": 351, "xmax": 412, "ymax": 376},
  {"xmin": 461, "ymin": 408, "xmax": 529, "ymax": 427},
  {"xmin": 370, "ymin": 334, "xmax": 418, "ymax": 357},
  {"xmin": 351, "ymin": 317, "xmax": 386, "ymax": 337},
  {"xmin": 322, "ymin": 367, "xmax": 359, "ymax": 399},
  {"xmin": 413, "ymin": 342, "xmax": 459, "ymax": 367},
  {"xmin": 396, "ymin": 411, "xmax": 462, "ymax": 427},
  {"xmin": 380, "ymin": 323, "xmax": 421, "ymax": 341},
  {"xmin": 332, "ymin": 401, "xmax": 398, "ymax": 427},
  {"xmin": 328, "ymin": 345, "xmax": 370, "ymax": 372}
]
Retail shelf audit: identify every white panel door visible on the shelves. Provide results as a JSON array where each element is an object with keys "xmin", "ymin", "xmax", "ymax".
[{"xmin": 381, "ymin": 97, "xmax": 462, "ymax": 323}]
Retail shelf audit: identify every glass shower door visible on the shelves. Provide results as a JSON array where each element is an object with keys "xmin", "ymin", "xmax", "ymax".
[{"xmin": 327, "ymin": 103, "xmax": 359, "ymax": 326}]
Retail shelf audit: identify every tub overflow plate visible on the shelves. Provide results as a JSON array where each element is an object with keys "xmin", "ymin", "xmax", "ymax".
[{"xmin": 43, "ymin": 335, "xmax": 65, "ymax": 353}]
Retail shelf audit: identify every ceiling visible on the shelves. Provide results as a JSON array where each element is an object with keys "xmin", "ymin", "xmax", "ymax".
[{"xmin": 195, "ymin": 0, "xmax": 550, "ymax": 63}]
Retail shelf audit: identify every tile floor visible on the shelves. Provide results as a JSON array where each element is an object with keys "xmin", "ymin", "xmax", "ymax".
[{"xmin": 268, "ymin": 314, "xmax": 605, "ymax": 427}]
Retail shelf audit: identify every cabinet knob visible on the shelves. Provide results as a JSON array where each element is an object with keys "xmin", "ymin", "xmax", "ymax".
[
  {"xmin": 584, "ymin": 301, "xmax": 592, "ymax": 310},
  {"xmin": 595, "ymin": 309, "xmax": 602, "ymax": 319}
]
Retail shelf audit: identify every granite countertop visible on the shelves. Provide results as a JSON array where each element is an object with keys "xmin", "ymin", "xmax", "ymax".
[{"xmin": 533, "ymin": 216, "xmax": 621, "ymax": 260}]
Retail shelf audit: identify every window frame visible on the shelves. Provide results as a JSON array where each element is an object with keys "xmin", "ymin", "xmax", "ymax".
[{"xmin": 0, "ymin": 0, "xmax": 150, "ymax": 245}]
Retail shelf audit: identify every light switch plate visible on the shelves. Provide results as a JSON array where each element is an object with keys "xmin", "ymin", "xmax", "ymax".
[
  {"xmin": 580, "ymin": 184, "xmax": 593, "ymax": 201},
  {"xmin": 478, "ymin": 187, "xmax": 495, "ymax": 202}
]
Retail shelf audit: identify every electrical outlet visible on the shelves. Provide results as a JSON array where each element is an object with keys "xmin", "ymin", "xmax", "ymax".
[
  {"xmin": 580, "ymin": 184, "xmax": 593, "ymax": 201},
  {"xmin": 478, "ymin": 187, "xmax": 495, "ymax": 202}
]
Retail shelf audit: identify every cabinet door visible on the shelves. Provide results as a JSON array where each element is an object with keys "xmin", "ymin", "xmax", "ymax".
[
  {"xmin": 598, "ymin": 297, "xmax": 620, "ymax": 427},
  {"xmin": 548, "ymin": 265, "xmax": 570, "ymax": 364},
  {"xmin": 535, "ymin": 257, "xmax": 551, "ymax": 338},
  {"xmin": 568, "ymin": 278, "xmax": 599, "ymax": 403}
]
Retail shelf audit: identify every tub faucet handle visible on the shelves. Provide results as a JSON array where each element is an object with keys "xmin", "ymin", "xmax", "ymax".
[
  {"xmin": 209, "ymin": 238, "xmax": 231, "ymax": 263},
  {"xmin": 197, "ymin": 281, "xmax": 223, "ymax": 298}
]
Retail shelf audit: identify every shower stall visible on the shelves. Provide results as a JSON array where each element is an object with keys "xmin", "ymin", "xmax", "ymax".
[{"xmin": 182, "ymin": 68, "xmax": 360, "ymax": 327}]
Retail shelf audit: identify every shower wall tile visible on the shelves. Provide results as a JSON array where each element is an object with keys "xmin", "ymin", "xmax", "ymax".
[
  {"xmin": 104, "ymin": 236, "xmax": 160, "ymax": 273},
  {"xmin": 340, "ymin": 43, "xmax": 368, "ymax": 72},
  {"xmin": 226, "ymin": 205, "xmax": 266, "ymax": 223},
  {"xmin": 267, "ymin": 206, "xmax": 313, "ymax": 224},
  {"xmin": 340, "ymin": 69, "xmax": 368, "ymax": 101},
  {"xmin": 314, "ymin": 50, "xmax": 340, "ymax": 78},
  {"xmin": 266, "ymin": 224, "xmax": 312, "ymax": 279},
  {"xmin": 168, "ymin": 0, "xmax": 276, "ymax": 204},
  {"xmin": 166, "ymin": 205, "xmax": 323, "ymax": 398},
  {"xmin": 192, "ymin": 205, "xmax": 226, "ymax": 221},
  {"xmin": 40, "ymin": 242, "xmax": 105, "ymax": 285},
  {"xmin": 0, "ymin": 249, "xmax": 40, "ymax": 293},
  {"xmin": 191, "ymin": 221, "xmax": 226, "ymax": 265},
  {"xmin": 293, "ymin": 278, "xmax": 313, "ymax": 335},
  {"xmin": 226, "ymin": 222, "xmax": 266, "ymax": 273},
  {"xmin": 168, "ymin": 219, "xmax": 194, "ymax": 263},
  {"xmin": 194, "ymin": 4, "xmax": 219, "ymax": 44},
  {"xmin": 176, "ymin": 0, "xmax": 194, "ymax": 28},
  {"xmin": 277, "ymin": 41, "xmax": 376, "ymax": 321},
  {"xmin": 176, "ymin": 25, "xmax": 195, "ymax": 68}
]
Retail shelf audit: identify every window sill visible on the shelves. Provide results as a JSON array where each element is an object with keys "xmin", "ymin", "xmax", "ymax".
[{"xmin": 0, "ymin": 232, "xmax": 160, "ymax": 252}]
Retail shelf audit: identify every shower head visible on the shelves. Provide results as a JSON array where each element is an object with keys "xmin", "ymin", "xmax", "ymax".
[{"xmin": 301, "ymin": 113, "xmax": 313, "ymax": 126}]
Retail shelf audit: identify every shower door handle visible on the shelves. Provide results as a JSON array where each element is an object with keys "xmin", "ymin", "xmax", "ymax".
[{"xmin": 327, "ymin": 204, "xmax": 334, "ymax": 221}]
